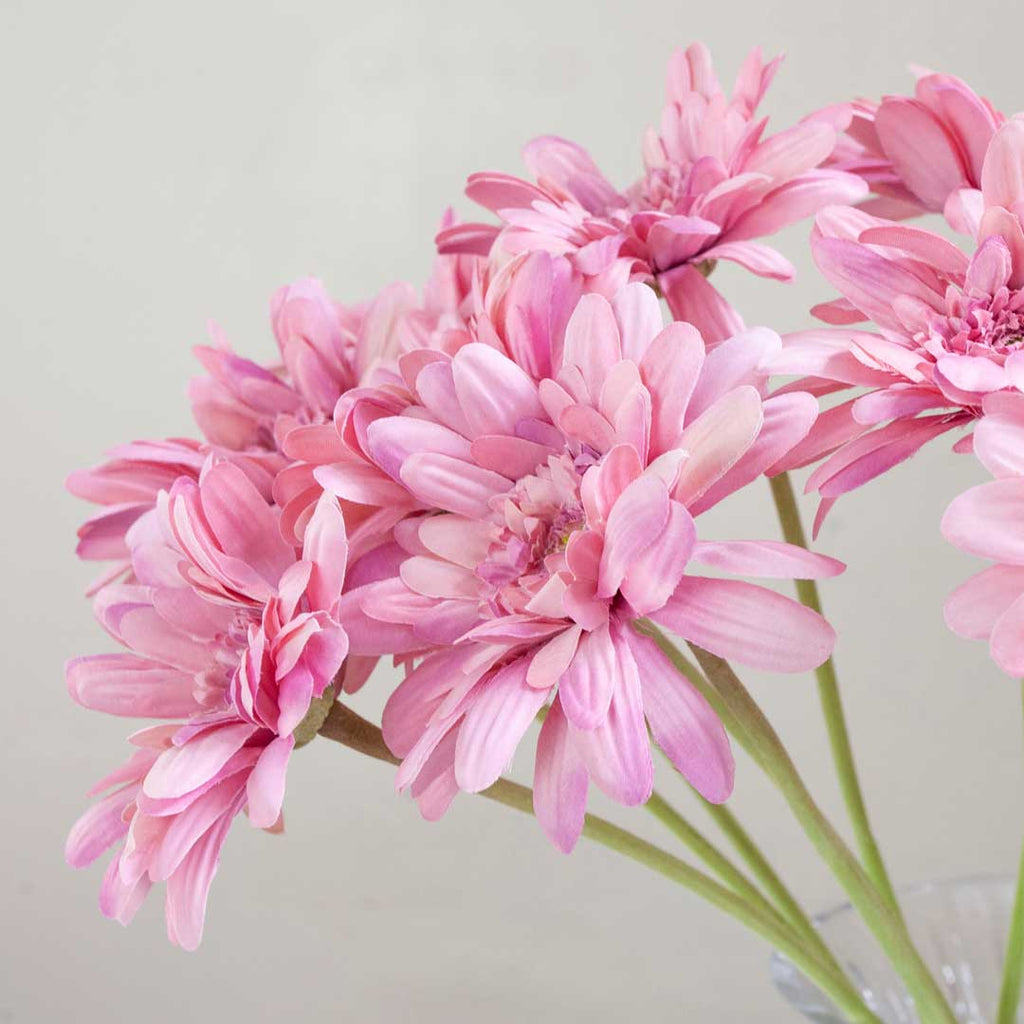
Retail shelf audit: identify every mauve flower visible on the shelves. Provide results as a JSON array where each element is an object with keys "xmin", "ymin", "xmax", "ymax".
[
  {"xmin": 942, "ymin": 392, "xmax": 1024, "ymax": 676},
  {"xmin": 331, "ymin": 280, "xmax": 840, "ymax": 851},
  {"xmin": 438, "ymin": 42, "xmax": 866, "ymax": 344},
  {"xmin": 774, "ymin": 133, "xmax": 1024, "ymax": 532},
  {"xmin": 824, "ymin": 70, "xmax": 1003, "ymax": 227},
  {"xmin": 66, "ymin": 460, "xmax": 349, "ymax": 948}
]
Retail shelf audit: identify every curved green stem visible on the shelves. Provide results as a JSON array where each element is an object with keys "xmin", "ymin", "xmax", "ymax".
[
  {"xmin": 686, "ymin": 646, "xmax": 956, "ymax": 1024},
  {"xmin": 645, "ymin": 792, "xmax": 792, "ymax": 934},
  {"xmin": 768, "ymin": 471, "xmax": 902, "ymax": 920},
  {"xmin": 997, "ymin": 680, "xmax": 1024, "ymax": 1024},
  {"xmin": 317, "ymin": 702, "xmax": 880, "ymax": 1022}
]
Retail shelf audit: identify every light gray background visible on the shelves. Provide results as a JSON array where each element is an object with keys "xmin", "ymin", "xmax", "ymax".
[{"xmin": 4, "ymin": 1, "xmax": 1023, "ymax": 1020}]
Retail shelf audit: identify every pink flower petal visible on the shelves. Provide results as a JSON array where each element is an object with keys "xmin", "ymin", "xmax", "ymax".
[
  {"xmin": 66, "ymin": 655, "xmax": 199, "ymax": 719},
  {"xmin": 558, "ymin": 624, "xmax": 616, "ymax": 730},
  {"xmin": 454, "ymin": 659, "xmax": 549, "ymax": 792},
  {"xmin": 597, "ymin": 475, "xmax": 670, "ymax": 598},
  {"xmin": 942, "ymin": 478, "xmax": 1024, "ymax": 565},
  {"xmin": 692, "ymin": 540, "xmax": 844, "ymax": 579},
  {"xmin": 568, "ymin": 632, "xmax": 653, "ymax": 805},
  {"xmin": 653, "ymin": 577, "xmax": 835, "ymax": 672},
  {"xmin": 626, "ymin": 629, "xmax": 733, "ymax": 804},
  {"xmin": 533, "ymin": 699, "xmax": 588, "ymax": 853},
  {"xmin": 945, "ymin": 565, "xmax": 1024, "ymax": 640},
  {"xmin": 245, "ymin": 736, "xmax": 295, "ymax": 830}
]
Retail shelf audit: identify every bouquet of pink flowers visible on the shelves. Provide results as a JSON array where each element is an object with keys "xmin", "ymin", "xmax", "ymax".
[{"xmin": 63, "ymin": 41, "xmax": 1024, "ymax": 1022}]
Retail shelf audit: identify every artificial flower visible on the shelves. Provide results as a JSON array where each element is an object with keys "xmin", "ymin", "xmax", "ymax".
[
  {"xmin": 439, "ymin": 43, "xmax": 866, "ymax": 344},
  {"xmin": 332, "ymin": 279, "xmax": 840, "ymax": 850},
  {"xmin": 66, "ymin": 461, "xmax": 349, "ymax": 948}
]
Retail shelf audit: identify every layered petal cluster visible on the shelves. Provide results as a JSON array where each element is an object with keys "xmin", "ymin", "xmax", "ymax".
[
  {"xmin": 438, "ymin": 43, "xmax": 866, "ymax": 345},
  {"xmin": 66, "ymin": 461, "xmax": 350, "ymax": 949},
  {"xmin": 775, "ymin": 126, "xmax": 1024, "ymax": 531},
  {"xmin": 331, "ymin": 281, "xmax": 839, "ymax": 851},
  {"xmin": 942, "ymin": 393, "xmax": 1024, "ymax": 675},
  {"xmin": 825, "ymin": 70, "xmax": 1003, "ymax": 226}
]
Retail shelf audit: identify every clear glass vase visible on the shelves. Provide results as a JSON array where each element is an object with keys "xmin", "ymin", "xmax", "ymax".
[{"xmin": 771, "ymin": 876, "xmax": 1021, "ymax": 1022}]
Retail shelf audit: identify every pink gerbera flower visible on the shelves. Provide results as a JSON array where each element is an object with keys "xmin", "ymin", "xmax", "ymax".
[
  {"xmin": 331, "ymin": 279, "xmax": 840, "ymax": 851},
  {"xmin": 825, "ymin": 69, "xmax": 1003, "ymax": 227},
  {"xmin": 775, "ymin": 122, "xmax": 1024, "ymax": 530},
  {"xmin": 943, "ymin": 392, "xmax": 1024, "ymax": 676},
  {"xmin": 66, "ymin": 461, "xmax": 349, "ymax": 948},
  {"xmin": 438, "ymin": 42, "xmax": 866, "ymax": 345}
]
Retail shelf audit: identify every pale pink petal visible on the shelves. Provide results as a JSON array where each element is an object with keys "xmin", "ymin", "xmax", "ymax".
[
  {"xmin": 653, "ymin": 577, "xmax": 835, "ymax": 672},
  {"xmin": 569, "ymin": 633, "xmax": 653, "ymax": 805},
  {"xmin": 533, "ymin": 699, "xmax": 588, "ymax": 854},
  {"xmin": 673, "ymin": 387, "xmax": 763, "ymax": 507},
  {"xmin": 400, "ymin": 453, "xmax": 510, "ymax": 518},
  {"xmin": 991, "ymin": 594, "xmax": 1024, "ymax": 677},
  {"xmin": 246, "ymin": 736, "xmax": 294, "ymax": 830},
  {"xmin": 454, "ymin": 659, "xmax": 549, "ymax": 792},
  {"xmin": 620, "ymin": 501, "xmax": 697, "ymax": 615},
  {"xmin": 692, "ymin": 540, "xmax": 844, "ymax": 579},
  {"xmin": 981, "ymin": 120, "xmax": 1024, "ymax": 211},
  {"xmin": 558, "ymin": 624, "xmax": 617, "ymax": 730},
  {"xmin": 561, "ymin": 294, "xmax": 622, "ymax": 397},
  {"xmin": 164, "ymin": 802, "xmax": 238, "ymax": 951},
  {"xmin": 451, "ymin": 343, "xmax": 545, "ymax": 438},
  {"xmin": 597, "ymin": 475, "xmax": 670, "ymax": 598},
  {"xmin": 144, "ymin": 723, "xmax": 256, "ymax": 801},
  {"xmin": 67, "ymin": 655, "xmax": 199, "ymax": 719},
  {"xmin": 625, "ymin": 629, "xmax": 733, "ymax": 804},
  {"xmin": 875, "ymin": 99, "xmax": 967, "ymax": 210},
  {"xmin": 527, "ymin": 625, "xmax": 583, "ymax": 689},
  {"xmin": 942, "ymin": 479, "xmax": 1024, "ymax": 565},
  {"xmin": 639, "ymin": 321, "xmax": 706, "ymax": 457},
  {"xmin": 945, "ymin": 565, "xmax": 1024, "ymax": 640}
]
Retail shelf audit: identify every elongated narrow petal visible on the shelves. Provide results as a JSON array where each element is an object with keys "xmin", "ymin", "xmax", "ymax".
[
  {"xmin": 626, "ymin": 629, "xmax": 733, "ymax": 803},
  {"xmin": 653, "ymin": 577, "xmax": 835, "ymax": 672}
]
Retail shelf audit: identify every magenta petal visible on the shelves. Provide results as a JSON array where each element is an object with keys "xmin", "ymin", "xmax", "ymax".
[{"xmin": 626, "ymin": 629, "xmax": 733, "ymax": 804}]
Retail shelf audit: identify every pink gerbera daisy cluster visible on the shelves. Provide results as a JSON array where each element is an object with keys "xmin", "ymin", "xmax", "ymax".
[{"xmin": 66, "ymin": 40, "xmax": 1023, "ymax": 964}]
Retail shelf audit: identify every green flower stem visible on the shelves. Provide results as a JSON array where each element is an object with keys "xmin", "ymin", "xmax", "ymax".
[
  {"xmin": 768, "ymin": 471, "xmax": 902, "ymax": 919},
  {"xmin": 317, "ymin": 701, "xmax": 881, "ymax": 1023},
  {"xmin": 631, "ymin": 628, "xmax": 842, "ymax": 976},
  {"xmin": 645, "ymin": 792, "xmax": 793, "ymax": 934},
  {"xmin": 687, "ymin": 646, "xmax": 956, "ymax": 1024},
  {"xmin": 997, "ymin": 679, "xmax": 1024, "ymax": 1024}
]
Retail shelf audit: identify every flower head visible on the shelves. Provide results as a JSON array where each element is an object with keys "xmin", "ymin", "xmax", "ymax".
[
  {"xmin": 775, "ymin": 124, "xmax": 1024, "ymax": 532},
  {"xmin": 66, "ymin": 458, "xmax": 350, "ymax": 948},
  {"xmin": 439, "ymin": 43, "xmax": 865, "ymax": 344},
  {"xmin": 331, "ymin": 278, "xmax": 840, "ymax": 851}
]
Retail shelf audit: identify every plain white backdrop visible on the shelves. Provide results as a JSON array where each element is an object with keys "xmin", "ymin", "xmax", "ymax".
[{"xmin": 5, "ymin": 0, "xmax": 1024, "ymax": 1019}]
